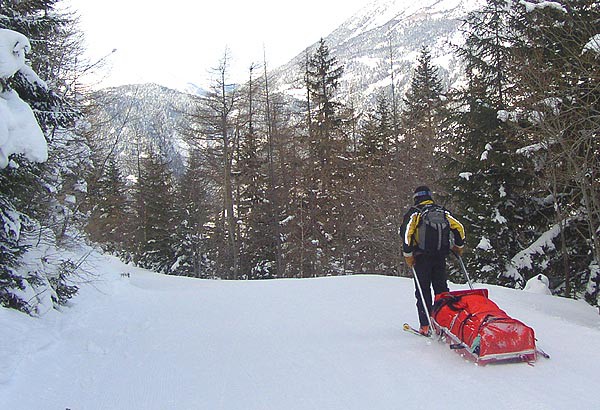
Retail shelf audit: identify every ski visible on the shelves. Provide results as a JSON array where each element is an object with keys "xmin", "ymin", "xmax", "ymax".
[
  {"xmin": 403, "ymin": 323, "xmax": 430, "ymax": 337},
  {"xmin": 536, "ymin": 347, "xmax": 550, "ymax": 359},
  {"xmin": 534, "ymin": 338, "xmax": 550, "ymax": 359}
]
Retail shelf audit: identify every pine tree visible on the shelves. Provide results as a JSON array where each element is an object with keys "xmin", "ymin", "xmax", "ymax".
[
  {"xmin": 444, "ymin": 1, "xmax": 533, "ymax": 288},
  {"xmin": 508, "ymin": 0, "xmax": 600, "ymax": 301},
  {"xmin": 299, "ymin": 38, "xmax": 350, "ymax": 275},
  {"xmin": 0, "ymin": 160, "xmax": 39, "ymax": 313},
  {"xmin": 0, "ymin": 1, "xmax": 85, "ymax": 313},
  {"xmin": 359, "ymin": 93, "xmax": 394, "ymax": 168},
  {"xmin": 401, "ymin": 46, "xmax": 446, "ymax": 185},
  {"xmin": 351, "ymin": 93, "xmax": 402, "ymax": 274},
  {"xmin": 262, "ymin": 92, "xmax": 302, "ymax": 278},
  {"xmin": 133, "ymin": 152, "xmax": 176, "ymax": 274},
  {"xmin": 87, "ymin": 157, "xmax": 132, "ymax": 255},
  {"xmin": 184, "ymin": 51, "xmax": 240, "ymax": 279},
  {"xmin": 305, "ymin": 39, "xmax": 345, "ymax": 192},
  {"xmin": 171, "ymin": 149, "xmax": 213, "ymax": 277},
  {"xmin": 233, "ymin": 64, "xmax": 278, "ymax": 278},
  {"xmin": 261, "ymin": 59, "xmax": 286, "ymax": 278}
]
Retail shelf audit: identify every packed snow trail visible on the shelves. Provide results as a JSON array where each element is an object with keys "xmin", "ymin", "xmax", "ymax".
[{"xmin": 1, "ymin": 254, "xmax": 599, "ymax": 410}]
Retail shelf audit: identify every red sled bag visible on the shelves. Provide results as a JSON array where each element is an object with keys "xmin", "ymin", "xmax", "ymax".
[{"xmin": 431, "ymin": 289, "xmax": 537, "ymax": 365}]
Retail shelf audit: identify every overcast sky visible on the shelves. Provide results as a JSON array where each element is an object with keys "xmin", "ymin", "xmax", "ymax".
[{"xmin": 63, "ymin": 0, "xmax": 370, "ymax": 90}]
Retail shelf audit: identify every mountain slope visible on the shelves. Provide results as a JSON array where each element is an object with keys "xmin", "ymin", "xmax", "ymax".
[
  {"xmin": 90, "ymin": 0, "xmax": 484, "ymax": 175},
  {"xmin": 1, "ymin": 252, "xmax": 598, "ymax": 409},
  {"xmin": 91, "ymin": 83, "xmax": 195, "ymax": 176},
  {"xmin": 272, "ymin": 0, "xmax": 484, "ymax": 105}
]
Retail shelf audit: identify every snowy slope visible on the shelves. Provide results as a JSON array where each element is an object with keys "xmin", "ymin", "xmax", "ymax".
[{"xmin": 1, "ymin": 252, "xmax": 599, "ymax": 410}]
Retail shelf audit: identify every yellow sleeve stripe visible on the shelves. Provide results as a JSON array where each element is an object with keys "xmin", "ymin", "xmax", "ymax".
[
  {"xmin": 446, "ymin": 211, "xmax": 465, "ymax": 241},
  {"xmin": 404, "ymin": 212, "xmax": 420, "ymax": 247}
]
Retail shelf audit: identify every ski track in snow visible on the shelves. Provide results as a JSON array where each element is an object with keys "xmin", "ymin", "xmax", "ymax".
[{"xmin": 1, "ymin": 254, "xmax": 599, "ymax": 410}]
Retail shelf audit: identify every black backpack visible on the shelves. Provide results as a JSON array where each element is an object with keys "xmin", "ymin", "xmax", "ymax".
[{"xmin": 416, "ymin": 204, "xmax": 451, "ymax": 255}]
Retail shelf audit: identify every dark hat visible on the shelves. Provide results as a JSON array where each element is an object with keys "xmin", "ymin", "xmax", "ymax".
[{"xmin": 413, "ymin": 185, "xmax": 433, "ymax": 203}]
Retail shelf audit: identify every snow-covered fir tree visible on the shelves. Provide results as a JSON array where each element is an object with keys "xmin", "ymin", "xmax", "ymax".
[
  {"xmin": 443, "ymin": 0, "xmax": 535, "ymax": 288},
  {"xmin": 87, "ymin": 157, "xmax": 132, "ymax": 255},
  {"xmin": 1, "ymin": 0, "xmax": 87, "ymax": 314},
  {"xmin": 171, "ymin": 148, "xmax": 214, "ymax": 278},
  {"xmin": 132, "ymin": 151, "xmax": 177, "ymax": 274},
  {"xmin": 506, "ymin": 0, "xmax": 600, "ymax": 301}
]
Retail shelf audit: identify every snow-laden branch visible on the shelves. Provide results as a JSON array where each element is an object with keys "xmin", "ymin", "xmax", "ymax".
[
  {"xmin": 583, "ymin": 34, "xmax": 600, "ymax": 55},
  {"xmin": 0, "ymin": 29, "xmax": 47, "ymax": 168},
  {"xmin": 505, "ymin": 221, "xmax": 568, "ymax": 284},
  {"xmin": 519, "ymin": 0, "xmax": 567, "ymax": 14},
  {"xmin": 0, "ymin": 28, "xmax": 30, "ymax": 78}
]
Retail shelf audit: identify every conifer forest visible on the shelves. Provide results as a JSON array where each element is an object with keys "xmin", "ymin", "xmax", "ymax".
[{"xmin": 1, "ymin": 0, "xmax": 599, "ymax": 315}]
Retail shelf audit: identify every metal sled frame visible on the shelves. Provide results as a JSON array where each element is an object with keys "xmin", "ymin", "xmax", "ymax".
[{"xmin": 431, "ymin": 316, "xmax": 537, "ymax": 365}]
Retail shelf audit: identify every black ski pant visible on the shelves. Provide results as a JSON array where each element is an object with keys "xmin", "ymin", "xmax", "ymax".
[{"xmin": 413, "ymin": 254, "xmax": 449, "ymax": 327}]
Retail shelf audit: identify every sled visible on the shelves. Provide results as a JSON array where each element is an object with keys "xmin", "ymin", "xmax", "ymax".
[{"xmin": 431, "ymin": 288, "xmax": 538, "ymax": 365}]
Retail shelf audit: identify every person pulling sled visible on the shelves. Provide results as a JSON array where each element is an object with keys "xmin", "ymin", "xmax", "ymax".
[{"xmin": 400, "ymin": 186, "xmax": 466, "ymax": 336}]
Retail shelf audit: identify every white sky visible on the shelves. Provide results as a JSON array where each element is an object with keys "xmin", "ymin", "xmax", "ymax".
[{"xmin": 62, "ymin": 0, "xmax": 369, "ymax": 90}]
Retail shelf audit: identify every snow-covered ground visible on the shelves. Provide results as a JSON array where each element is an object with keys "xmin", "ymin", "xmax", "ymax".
[{"xmin": 1, "ymin": 252, "xmax": 599, "ymax": 410}]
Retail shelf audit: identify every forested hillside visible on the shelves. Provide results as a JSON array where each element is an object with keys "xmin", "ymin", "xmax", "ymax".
[{"xmin": 1, "ymin": 0, "xmax": 599, "ymax": 314}]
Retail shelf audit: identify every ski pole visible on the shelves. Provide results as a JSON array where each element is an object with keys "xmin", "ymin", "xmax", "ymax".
[
  {"xmin": 411, "ymin": 266, "xmax": 434, "ymax": 334},
  {"xmin": 452, "ymin": 251, "xmax": 473, "ymax": 290}
]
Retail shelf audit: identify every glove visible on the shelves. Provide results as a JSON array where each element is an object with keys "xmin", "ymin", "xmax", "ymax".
[
  {"xmin": 404, "ymin": 255, "xmax": 415, "ymax": 268},
  {"xmin": 452, "ymin": 245, "xmax": 464, "ymax": 256}
]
